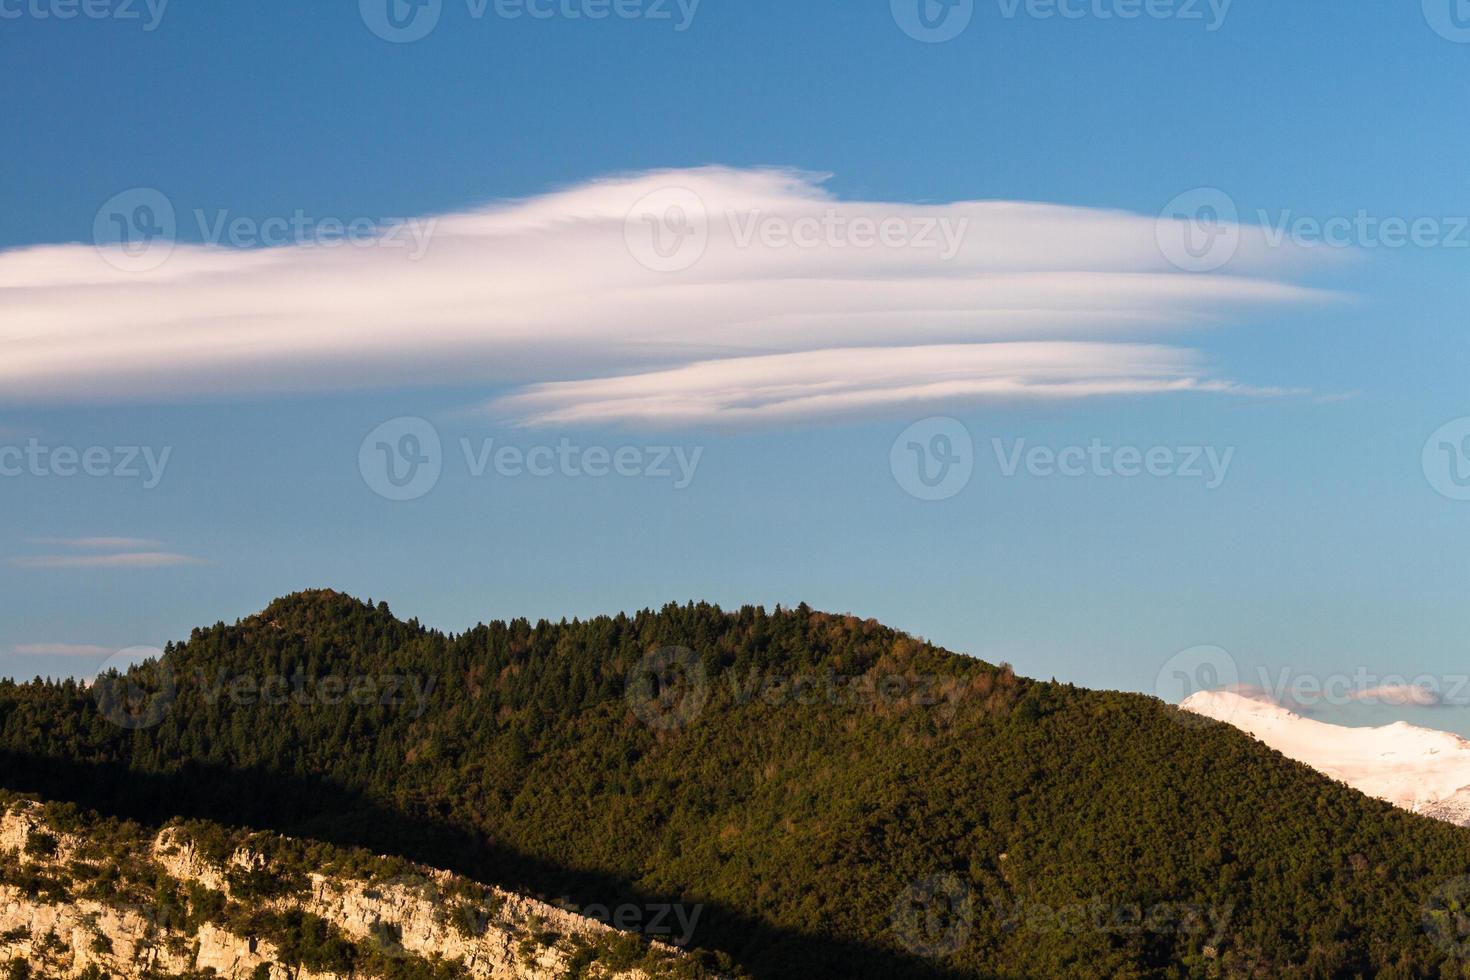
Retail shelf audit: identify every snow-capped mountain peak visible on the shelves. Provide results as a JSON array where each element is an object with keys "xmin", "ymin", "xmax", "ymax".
[{"xmin": 1180, "ymin": 690, "xmax": 1470, "ymax": 827}]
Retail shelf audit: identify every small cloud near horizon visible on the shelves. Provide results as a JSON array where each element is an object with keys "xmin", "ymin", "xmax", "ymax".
[
  {"xmin": 1219, "ymin": 684, "xmax": 1289, "ymax": 705},
  {"xmin": 11, "ymin": 552, "xmax": 205, "ymax": 569},
  {"xmin": 1348, "ymin": 684, "xmax": 1446, "ymax": 707},
  {"xmin": 12, "ymin": 643, "xmax": 113, "ymax": 657},
  {"xmin": 1204, "ymin": 681, "xmax": 1457, "ymax": 712},
  {"xmin": 28, "ymin": 536, "xmax": 164, "ymax": 550}
]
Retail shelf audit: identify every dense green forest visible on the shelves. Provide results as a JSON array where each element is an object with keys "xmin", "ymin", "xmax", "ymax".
[{"xmin": 3, "ymin": 590, "xmax": 1470, "ymax": 978}]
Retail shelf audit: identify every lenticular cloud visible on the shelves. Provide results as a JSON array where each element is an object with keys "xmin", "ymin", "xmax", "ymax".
[
  {"xmin": 0, "ymin": 167, "xmax": 1336, "ymax": 426},
  {"xmin": 489, "ymin": 343, "xmax": 1294, "ymax": 428}
]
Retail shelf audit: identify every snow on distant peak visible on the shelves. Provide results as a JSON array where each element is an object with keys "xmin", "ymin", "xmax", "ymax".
[{"xmin": 1180, "ymin": 689, "xmax": 1470, "ymax": 827}]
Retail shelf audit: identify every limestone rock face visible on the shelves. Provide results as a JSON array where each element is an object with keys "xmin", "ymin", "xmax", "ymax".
[
  {"xmin": 0, "ymin": 802, "xmax": 699, "ymax": 979},
  {"xmin": 0, "ymin": 893, "xmax": 327, "ymax": 980}
]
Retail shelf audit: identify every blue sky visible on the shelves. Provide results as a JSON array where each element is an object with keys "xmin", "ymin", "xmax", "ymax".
[{"xmin": 3, "ymin": 0, "xmax": 1469, "ymax": 731}]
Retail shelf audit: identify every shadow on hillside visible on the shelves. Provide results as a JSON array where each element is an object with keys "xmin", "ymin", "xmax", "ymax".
[{"xmin": 0, "ymin": 750, "xmax": 973, "ymax": 980}]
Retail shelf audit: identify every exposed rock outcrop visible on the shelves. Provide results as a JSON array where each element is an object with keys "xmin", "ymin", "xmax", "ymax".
[{"xmin": 0, "ymin": 800, "xmax": 707, "ymax": 979}]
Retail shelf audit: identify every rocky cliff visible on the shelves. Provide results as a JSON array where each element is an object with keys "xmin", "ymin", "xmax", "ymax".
[{"xmin": 0, "ymin": 797, "xmax": 712, "ymax": 979}]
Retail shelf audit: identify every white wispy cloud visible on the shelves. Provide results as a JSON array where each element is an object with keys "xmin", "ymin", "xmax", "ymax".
[
  {"xmin": 1349, "ymin": 684, "xmax": 1444, "ymax": 707},
  {"xmin": 28, "ymin": 536, "xmax": 164, "ymax": 550},
  {"xmin": 12, "ymin": 643, "xmax": 113, "ymax": 657},
  {"xmin": 490, "ymin": 342, "xmax": 1300, "ymax": 427},
  {"xmin": 0, "ymin": 167, "xmax": 1342, "ymax": 424},
  {"xmin": 11, "ymin": 552, "xmax": 205, "ymax": 569},
  {"xmin": 1220, "ymin": 684, "xmax": 1290, "ymax": 706}
]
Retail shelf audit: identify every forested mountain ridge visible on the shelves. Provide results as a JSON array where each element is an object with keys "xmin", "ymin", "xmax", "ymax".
[{"xmin": 3, "ymin": 590, "xmax": 1470, "ymax": 978}]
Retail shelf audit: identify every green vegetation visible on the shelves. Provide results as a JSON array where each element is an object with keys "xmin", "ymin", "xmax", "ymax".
[{"xmin": 2, "ymin": 590, "xmax": 1470, "ymax": 977}]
